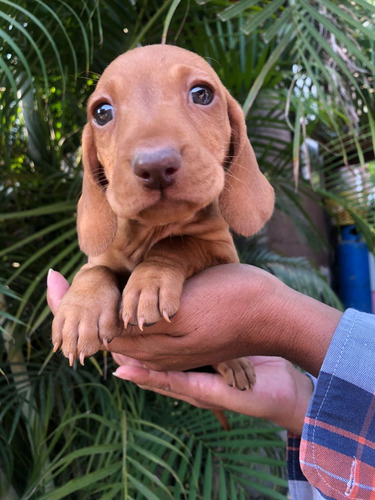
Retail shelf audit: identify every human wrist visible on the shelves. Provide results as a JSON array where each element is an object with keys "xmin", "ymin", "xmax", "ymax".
[
  {"xmin": 236, "ymin": 266, "xmax": 342, "ymax": 376},
  {"xmin": 277, "ymin": 290, "xmax": 343, "ymax": 376},
  {"xmin": 287, "ymin": 371, "xmax": 314, "ymax": 435}
]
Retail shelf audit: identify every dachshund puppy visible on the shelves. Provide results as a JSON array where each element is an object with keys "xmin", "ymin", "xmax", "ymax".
[{"xmin": 52, "ymin": 44, "xmax": 274, "ymax": 391}]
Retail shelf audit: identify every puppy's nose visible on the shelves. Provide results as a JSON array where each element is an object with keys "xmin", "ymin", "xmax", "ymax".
[{"xmin": 132, "ymin": 147, "xmax": 181, "ymax": 190}]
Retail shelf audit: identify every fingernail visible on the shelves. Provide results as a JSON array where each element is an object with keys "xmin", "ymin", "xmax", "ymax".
[
  {"xmin": 113, "ymin": 370, "xmax": 129, "ymax": 380},
  {"xmin": 113, "ymin": 367, "xmax": 132, "ymax": 380},
  {"xmin": 47, "ymin": 268, "xmax": 55, "ymax": 286}
]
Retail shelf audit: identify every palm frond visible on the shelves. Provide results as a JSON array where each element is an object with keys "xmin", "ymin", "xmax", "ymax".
[
  {"xmin": 213, "ymin": 0, "xmax": 374, "ymax": 205},
  {"xmin": 0, "ymin": 0, "xmax": 98, "ymax": 98},
  {"xmin": 0, "ymin": 357, "xmax": 288, "ymax": 499},
  {"xmin": 1, "ymin": 1, "xmax": 374, "ymax": 497},
  {"xmin": 239, "ymin": 242, "xmax": 343, "ymax": 309}
]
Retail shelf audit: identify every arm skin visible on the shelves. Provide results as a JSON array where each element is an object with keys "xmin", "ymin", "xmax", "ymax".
[{"xmin": 47, "ymin": 264, "xmax": 343, "ymax": 434}]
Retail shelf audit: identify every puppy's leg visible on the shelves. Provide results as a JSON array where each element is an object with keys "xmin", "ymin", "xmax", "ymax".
[
  {"xmin": 121, "ymin": 237, "xmax": 200, "ymax": 329},
  {"xmin": 121, "ymin": 261, "xmax": 185, "ymax": 329},
  {"xmin": 121, "ymin": 231, "xmax": 238, "ymax": 330},
  {"xmin": 52, "ymin": 265, "xmax": 121, "ymax": 364},
  {"xmin": 213, "ymin": 358, "xmax": 256, "ymax": 391}
]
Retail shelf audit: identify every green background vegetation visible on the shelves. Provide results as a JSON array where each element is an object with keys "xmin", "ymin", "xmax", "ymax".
[{"xmin": 1, "ymin": 1, "xmax": 374, "ymax": 498}]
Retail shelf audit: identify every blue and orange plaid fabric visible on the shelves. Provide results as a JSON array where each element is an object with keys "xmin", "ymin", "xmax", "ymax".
[{"xmin": 287, "ymin": 309, "xmax": 375, "ymax": 499}]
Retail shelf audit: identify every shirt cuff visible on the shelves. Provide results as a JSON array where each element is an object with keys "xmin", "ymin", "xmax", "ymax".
[{"xmin": 300, "ymin": 308, "xmax": 375, "ymax": 499}]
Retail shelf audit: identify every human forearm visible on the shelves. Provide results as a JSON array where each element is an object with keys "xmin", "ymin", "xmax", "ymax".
[
  {"xmin": 107, "ymin": 264, "xmax": 342, "ymax": 376},
  {"xmin": 235, "ymin": 272, "xmax": 342, "ymax": 376},
  {"xmin": 273, "ymin": 287, "xmax": 342, "ymax": 376},
  {"xmin": 48, "ymin": 264, "xmax": 342, "ymax": 376}
]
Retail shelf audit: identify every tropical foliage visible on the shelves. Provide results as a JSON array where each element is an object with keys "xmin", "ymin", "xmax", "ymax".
[{"xmin": 1, "ymin": 0, "xmax": 374, "ymax": 498}]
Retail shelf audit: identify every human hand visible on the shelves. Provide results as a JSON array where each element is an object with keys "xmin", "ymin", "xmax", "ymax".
[
  {"xmin": 47, "ymin": 264, "xmax": 341, "ymax": 376},
  {"xmin": 112, "ymin": 353, "xmax": 313, "ymax": 435},
  {"xmin": 47, "ymin": 269, "xmax": 313, "ymax": 434},
  {"xmin": 47, "ymin": 268, "xmax": 70, "ymax": 312},
  {"xmin": 47, "ymin": 264, "xmax": 276, "ymax": 367}
]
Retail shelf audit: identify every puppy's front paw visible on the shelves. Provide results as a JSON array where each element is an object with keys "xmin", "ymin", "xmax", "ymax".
[
  {"xmin": 214, "ymin": 358, "xmax": 256, "ymax": 391},
  {"xmin": 52, "ymin": 280, "xmax": 121, "ymax": 365},
  {"xmin": 121, "ymin": 263, "xmax": 184, "ymax": 330}
]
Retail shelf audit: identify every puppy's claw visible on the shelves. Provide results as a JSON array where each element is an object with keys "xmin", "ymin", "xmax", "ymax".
[
  {"xmin": 68, "ymin": 353, "xmax": 75, "ymax": 367},
  {"xmin": 53, "ymin": 342, "xmax": 60, "ymax": 353},
  {"xmin": 123, "ymin": 313, "xmax": 130, "ymax": 329},
  {"xmin": 79, "ymin": 352, "xmax": 85, "ymax": 366},
  {"xmin": 102, "ymin": 337, "xmax": 109, "ymax": 349},
  {"xmin": 162, "ymin": 310, "xmax": 171, "ymax": 323},
  {"xmin": 138, "ymin": 317, "xmax": 144, "ymax": 331}
]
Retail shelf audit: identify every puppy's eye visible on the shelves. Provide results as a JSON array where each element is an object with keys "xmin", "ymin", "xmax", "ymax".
[
  {"xmin": 189, "ymin": 85, "xmax": 214, "ymax": 105},
  {"xmin": 93, "ymin": 103, "xmax": 114, "ymax": 126}
]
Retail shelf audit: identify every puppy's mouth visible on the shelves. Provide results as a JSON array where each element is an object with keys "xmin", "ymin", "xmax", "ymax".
[
  {"xmin": 136, "ymin": 198, "xmax": 199, "ymax": 225},
  {"xmin": 154, "ymin": 186, "xmax": 176, "ymax": 201},
  {"xmin": 107, "ymin": 182, "xmax": 197, "ymax": 224}
]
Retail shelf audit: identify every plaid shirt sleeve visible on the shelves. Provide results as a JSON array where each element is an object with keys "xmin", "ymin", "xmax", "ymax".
[{"xmin": 287, "ymin": 308, "xmax": 375, "ymax": 500}]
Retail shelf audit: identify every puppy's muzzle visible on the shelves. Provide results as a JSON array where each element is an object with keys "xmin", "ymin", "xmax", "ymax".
[{"xmin": 132, "ymin": 147, "xmax": 181, "ymax": 190}]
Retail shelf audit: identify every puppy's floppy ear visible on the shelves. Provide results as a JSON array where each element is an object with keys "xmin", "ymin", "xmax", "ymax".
[
  {"xmin": 219, "ymin": 91, "xmax": 274, "ymax": 237},
  {"xmin": 77, "ymin": 124, "xmax": 117, "ymax": 256}
]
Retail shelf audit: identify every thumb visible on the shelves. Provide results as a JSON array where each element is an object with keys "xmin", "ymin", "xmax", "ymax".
[{"xmin": 47, "ymin": 269, "xmax": 70, "ymax": 314}]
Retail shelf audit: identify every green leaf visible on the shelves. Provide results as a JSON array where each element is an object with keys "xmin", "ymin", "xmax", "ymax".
[
  {"xmin": 162, "ymin": 0, "xmax": 183, "ymax": 43},
  {"xmin": 218, "ymin": 460, "xmax": 227, "ymax": 500},
  {"xmin": 202, "ymin": 449, "xmax": 213, "ymax": 500},
  {"xmin": 299, "ymin": 0, "xmax": 375, "ymax": 72},
  {"xmin": 0, "ymin": 202, "xmax": 76, "ymax": 220},
  {"xmin": 127, "ymin": 475, "xmax": 164, "ymax": 500},
  {"xmin": 37, "ymin": 463, "xmax": 121, "ymax": 500},
  {"xmin": 218, "ymin": 0, "xmax": 260, "ymax": 22},
  {"xmin": 293, "ymin": 98, "xmax": 303, "ymax": 186},
  {"xmin": 243, "ymin": 27, "xmax": 294, "ymax": 116},
  {"xmin": 1, "ymin": 0, "xmax": 66, "ymax": 91},
  {"xmin": 241, "ymin": 0, "xmax": 285, "ymax": 36}
]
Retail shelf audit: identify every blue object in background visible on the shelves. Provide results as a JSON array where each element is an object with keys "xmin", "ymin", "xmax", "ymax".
[{"xmin": 337, "ymin": 225, "xmax": 372, "ymax": 312}]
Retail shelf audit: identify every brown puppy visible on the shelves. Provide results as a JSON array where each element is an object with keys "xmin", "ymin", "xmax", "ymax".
[{"xmin": 52, "ymin": 44, "xmax": 274, "ymax": 390}]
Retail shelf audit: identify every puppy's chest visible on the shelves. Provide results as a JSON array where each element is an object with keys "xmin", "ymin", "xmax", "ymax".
[{"xmin": 92, "ymin": 223, "xmax": 185, "ymax": 273}]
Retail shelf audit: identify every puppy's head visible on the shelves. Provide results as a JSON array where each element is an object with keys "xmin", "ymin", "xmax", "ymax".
[{"xmin": 78, "ymin": 44, "xmax": 274, "ymax": 256}]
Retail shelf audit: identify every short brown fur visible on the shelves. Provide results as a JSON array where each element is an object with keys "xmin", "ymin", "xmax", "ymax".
[{"xmin": 52, "ymin": 45, "xmax": 274, "ymax": 390}]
